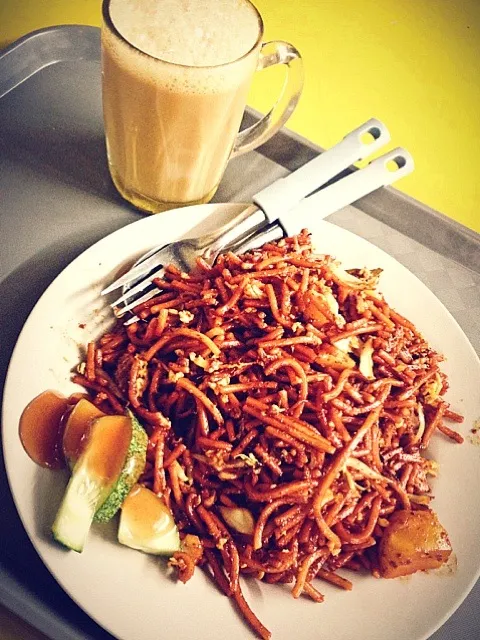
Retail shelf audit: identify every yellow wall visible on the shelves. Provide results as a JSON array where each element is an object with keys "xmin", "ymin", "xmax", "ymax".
[{"xmin": 1, "ymin": 0, "xmax": 479, "ymax": 232}]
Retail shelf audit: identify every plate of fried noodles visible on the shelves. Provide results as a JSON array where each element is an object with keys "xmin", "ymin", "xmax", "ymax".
[{"xmin": 3, "ymin": 203, "xmax": 480, "ymax": 640}]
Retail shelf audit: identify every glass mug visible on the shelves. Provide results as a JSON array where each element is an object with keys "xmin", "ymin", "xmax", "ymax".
[{"xmin": 101, "ymin": 0, "xmax": 303, "ymax": 213}]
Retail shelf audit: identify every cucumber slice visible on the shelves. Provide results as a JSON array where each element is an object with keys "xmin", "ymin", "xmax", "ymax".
[
  {"xmin": 52, "ymin": 466, "xmax": 105, "ymax": 552},
  {"xmin": 118, "ymin": 485, "xmax": 180, "ymax": 555},
  {"xmin": 52, "ymin": 414, "xmax": 133, "ymax": 552}
]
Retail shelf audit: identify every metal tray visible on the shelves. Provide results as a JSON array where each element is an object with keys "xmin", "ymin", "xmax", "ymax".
[{"xmin": 1, "ymin": 25, "xmax": 479, "ymax": 640}]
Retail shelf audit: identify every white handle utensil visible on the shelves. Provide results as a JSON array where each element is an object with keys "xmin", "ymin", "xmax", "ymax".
[
  {"xmin": 109, "ymin": 145, "xmax": 414, "ymax": 321},
  {"xmin": 254, "ymin": 118, "xmax": 390, "ymax": 222},
  {"xmin": 102, "ymin": 118, "xmax": 391, "ymax": 295},
  {"xmin": 288, "ymin": 147, "xmax": 414, "ymax": 221},
  {"xmin": 232, "ymin": 147, "xmax": 414, "ymax": 254}
]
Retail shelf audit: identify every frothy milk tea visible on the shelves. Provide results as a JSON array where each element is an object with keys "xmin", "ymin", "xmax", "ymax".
[{"xmin": 102, "ymin": 0, "xmax": 262, "ymax": 211}]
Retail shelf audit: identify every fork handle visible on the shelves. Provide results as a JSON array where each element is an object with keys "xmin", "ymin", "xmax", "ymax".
[
  {"xmin": 253, "ymin": 118, "xmax": 390, "ymax": 223},
  {"xmin": 205, "ymin": 119, "xmax": 390, "ymax": 258},
  {"xmin": 231, "ymin": 147, "xmax": 414, "ymax": 254},
  {"xmin": 282, "ymin": 147, "xmax": 414, "ymax": 223}
]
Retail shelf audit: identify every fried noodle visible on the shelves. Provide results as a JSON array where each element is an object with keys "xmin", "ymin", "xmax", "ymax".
[{"xmin": 75, "ymin": 230, "xmax": 463, "ymax": 639}]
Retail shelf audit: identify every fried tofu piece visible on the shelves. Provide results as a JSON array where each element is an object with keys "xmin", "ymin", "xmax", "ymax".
[{"xmin": 379, "ymin": 509, "xmax": 452, "ymax": 579}]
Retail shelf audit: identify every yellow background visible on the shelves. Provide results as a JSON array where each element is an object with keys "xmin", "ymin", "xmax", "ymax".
[{"xmin": 0, "ymin": 0, "xmax": 479, "ymax": 229}]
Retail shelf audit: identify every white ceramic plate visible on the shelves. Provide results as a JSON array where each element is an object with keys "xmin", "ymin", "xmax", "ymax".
[{"xmin": 3, "ymin": 203, "xmax": 480, "ymax": 640}]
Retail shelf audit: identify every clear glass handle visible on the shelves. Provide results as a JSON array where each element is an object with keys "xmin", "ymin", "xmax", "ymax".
[{"xmin": 232, "ymin": 41, "xmax": 303, "ymax": 157}]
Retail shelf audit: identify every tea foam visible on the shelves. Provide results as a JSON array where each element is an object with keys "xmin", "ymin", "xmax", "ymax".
[{"xmin": 109, "ymin": 0, "xmax": 260, "ymax": 67}]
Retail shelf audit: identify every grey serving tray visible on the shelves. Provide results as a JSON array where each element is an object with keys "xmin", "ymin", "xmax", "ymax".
[{"xmin": 1, "ymin": 25, "xmax": 479, "ymax": 640}]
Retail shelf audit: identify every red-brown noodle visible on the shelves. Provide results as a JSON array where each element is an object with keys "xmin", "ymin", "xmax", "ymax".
[{"xmin": 74, "ymin": 230, "xmax": 463, "ymax": 639}]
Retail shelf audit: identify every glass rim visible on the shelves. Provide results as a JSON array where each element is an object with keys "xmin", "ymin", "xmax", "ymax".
[{"xmin": 102, "ymin": 0, "xmax": 264, "ymax": 70}]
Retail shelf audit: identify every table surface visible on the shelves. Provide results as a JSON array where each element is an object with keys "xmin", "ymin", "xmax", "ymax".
[
  {"xmin": 0, "ymin": 5, "xmax": 479, "ymax": 640},
  {"xmin": 0, "ymin": 0, "xmax": 479, "ymax": 234}
]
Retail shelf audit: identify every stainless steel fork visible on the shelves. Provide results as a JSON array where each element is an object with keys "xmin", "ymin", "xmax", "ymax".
[
  {"xmin": 101, "ymin": 122, "xmax": 414, "ymax": 322},
  {"xmin": 102, "ymin": 119, "xmax": 390, "ymax": 313},
  {"xmin": 111, "ymin": 147, "xmax": 413, "ymax": 324}
]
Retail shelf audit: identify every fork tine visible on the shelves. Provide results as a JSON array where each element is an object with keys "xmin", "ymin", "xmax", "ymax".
[
  {"xmin": 109, "ymin": 266, "xmax": 166, "ymax": 308},
  {"xmin": 101, "ymin": 247, "xmax": 165, "ymax": 295},
  {"xmin": 124, "ymin": 313, "xmax": 142, "ymax": 326},
  {"xmin": 113, "ymin": 287, "xmax": 162, "ymax": 318}
]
